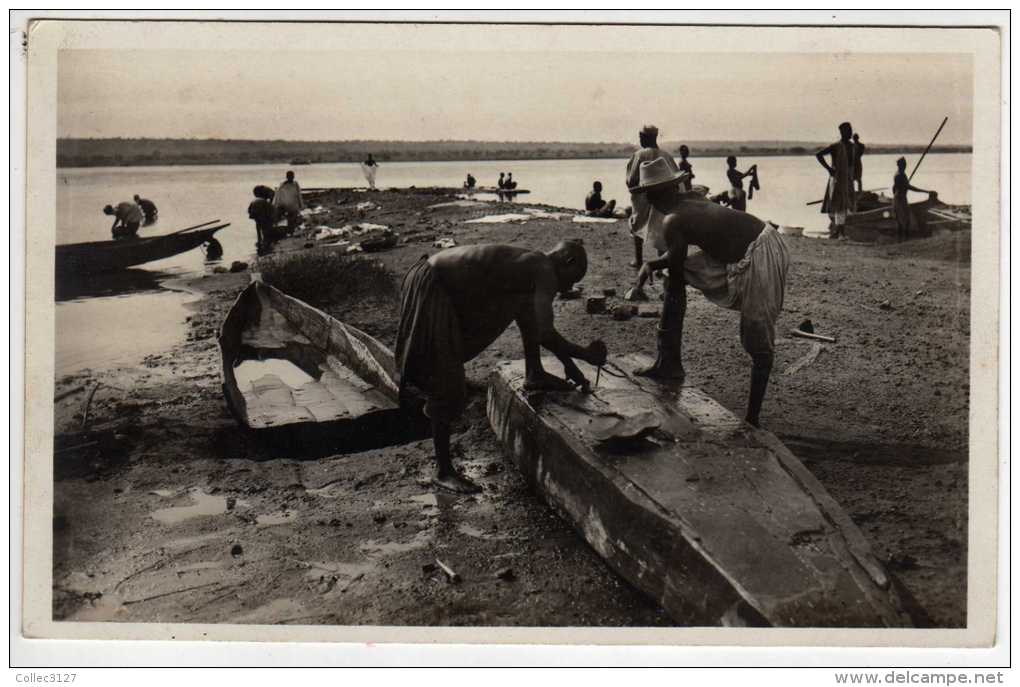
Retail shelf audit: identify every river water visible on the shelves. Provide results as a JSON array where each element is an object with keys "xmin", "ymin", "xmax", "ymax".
[{"xmin": 55, "ymin": 154, "xmax": 971, "ymax": 376}]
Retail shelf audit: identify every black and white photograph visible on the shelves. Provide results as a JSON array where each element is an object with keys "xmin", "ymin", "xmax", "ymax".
[{"xmin": 14, "ymin": 14, "xmax": 1004, "ymax": 656}]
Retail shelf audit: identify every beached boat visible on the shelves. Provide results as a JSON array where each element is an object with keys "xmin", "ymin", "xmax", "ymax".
[
  {"xmin": 487, "ymin": 354, "xmax": 915, "ymax": 627},
  {"xmin": 55, "ymin": 224, "xmax": 229, "ymax": 276},
  {"xmin": 219, "ymin": 279, "xmax": 417, "ymax": 451},
  {"xmin": 842, "ymin": 192, "xmax": 967, "ymax": 243}
]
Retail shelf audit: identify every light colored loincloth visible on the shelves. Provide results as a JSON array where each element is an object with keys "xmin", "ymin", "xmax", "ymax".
[{"xmin": 683, "ymin": 222, "xmax": 790, "ymax": 355}]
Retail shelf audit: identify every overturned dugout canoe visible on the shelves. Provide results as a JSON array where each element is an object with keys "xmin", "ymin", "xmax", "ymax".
[
  {"xmin": 219, "ymin": 279, "xmax": 423, "ymax": 453},
  {"xmin": 487, "ymin": 354, "xmax": 915, "ymax": 627}
]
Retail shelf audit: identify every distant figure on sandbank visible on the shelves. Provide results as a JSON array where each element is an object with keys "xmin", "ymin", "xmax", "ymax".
[
  {"xmin": 676, "ymin": 145, "xmax": 694, "ymax": 192},
  {"xmin": 497, "ymin": 172, "xmax": 506, "ymax": 189},
  {"xmin": 273, "ymin": 170, "xmax": 303, "ymax": 235},
  {"xmin": 463, "ymin": 173, "xmax": 476, "ymax": 190},
  {"xmin": 626, "ymin": 124, "xmax": 681, "ymax": 268},
  {"xmin": 585, "ymin": 181, "xmax": 617, "ymax": 218},
  {"xmin": 816, "ymin": 121, "xmax": 855, "ymax": 239},
  {"xmin": 892, "ymin": 156, "xmax": 934, "ymax": 242},
  {"xmin": 504, "ymin": 173, "xmax": 517, "ymax": 190},
  {"xmin": 133, "ymin": 195, "xmax": 158, "ymax": 225},
  {"xmin": 361, "ymin": 154, "xmax": 379, "ymax": 190},
  {"xmin": 104, "ymin": 201, "xmax": 143, "ymax": 240}
]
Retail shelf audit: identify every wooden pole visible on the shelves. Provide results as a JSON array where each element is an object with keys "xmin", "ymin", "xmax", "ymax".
[
  {"xmin": 164, "ymin": 219, "xmax": 222, "ymax": 236},
  {"xmin": 908, "ymin": 116, "xmax": 949, "ymax": 182}
]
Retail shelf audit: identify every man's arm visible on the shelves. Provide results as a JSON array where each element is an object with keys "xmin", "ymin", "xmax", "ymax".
[
  {"xmin": 531, "ymin": 266, "xmax": 601, "ymax": 365},
  {"xmin": 815, "ymin": 145, "xmax": 834, "ymax": 175}
]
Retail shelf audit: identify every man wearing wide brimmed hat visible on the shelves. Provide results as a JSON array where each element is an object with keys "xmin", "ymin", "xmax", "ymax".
[
  {"xmin": 625, "ymin": 124, "xmax": 681, "ymax": 268},
  {"xmin": 629, "ymin": 157, "xmax": 790, "ymax": 428}
]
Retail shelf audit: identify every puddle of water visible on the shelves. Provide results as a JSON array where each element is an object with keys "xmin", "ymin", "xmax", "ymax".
[
  {"xmin": 359, "ymin": 530, "xmax": 431, "ymax": 557},
  {"xmin": 150, "ymin": 489, "xmax": 229, "ymax": 525},
  {"xmin": 256, "ymin": 511, "xmax": 298, "ymax": 527},
  {"xmin": 164, "ymin": 532, "xmax": 224, "ymax": 551},
  {"xmin": 457, "ymin": 523, "xmax": 510, "ymax": 541},
  {"xmin": 408, "ymin": 493, "xmax": 438, "ymax": 508},
  {"xmin": 234, "ymin": 359, "xmax": 316, "ymax": 390},
  {"xmin": 232, "ymin": 597, "xmax": 306, "ymax": 624}
]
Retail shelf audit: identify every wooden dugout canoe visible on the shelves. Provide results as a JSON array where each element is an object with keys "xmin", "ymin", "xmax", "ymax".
[
  {"xmin": 55, "ymin": 224, "xmax": 228, "ymax": 276},
  {"xmin": 487, "ymin": 354, "xmax": 915, "ymax": 627},
  {"xmin": 219, "ymin": 279, "xmax": 420, "ymax": 452}
]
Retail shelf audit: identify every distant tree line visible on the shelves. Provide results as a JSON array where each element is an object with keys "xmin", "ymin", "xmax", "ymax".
[{"xmin": 55, "ymin": 138, "xmax": 973, "ymax": 168}]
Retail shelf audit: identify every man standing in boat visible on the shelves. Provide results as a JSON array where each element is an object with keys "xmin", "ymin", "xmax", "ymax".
[
  {"xmin": 629, "ymin": 158, "xmax": 789, "ymax": 428},
  {"xmin": 396, "ymin": 241, "xmax": 608, "ymax": 493},
  {"xmin": 273, "ymin": 170, "xmax": 303, "ymax": 235},
  {"xmin": 103, "ymin": 201, "xmax": 144, "ymax": 239},
  {"xmin": 626, "ymin": 124, "xmax": 681, "ymax": 268},
  {"xmin": 892, "ymin": 156, "xmax": 934, "ymax": 242},
  {"xmin": 816, "ymin": 122, "xmax": 856, "ymax": 239}
]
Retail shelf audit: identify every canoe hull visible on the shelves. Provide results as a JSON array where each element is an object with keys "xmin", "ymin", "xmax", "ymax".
[
  {"xmin": 487, "ymin": 354, "xmax": 914, "ymax": 627},
  {"xmin": 219, "ymin": 280, "xmax": 424, "ymax": 453},
  {"xmin": 55, "ymin": 225, "xmax": 226, "ymax": 276}
]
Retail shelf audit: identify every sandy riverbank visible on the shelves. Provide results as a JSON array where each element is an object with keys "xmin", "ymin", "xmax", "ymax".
[{"xmin": 52, "ymin": 187, "xmax": 970, "ymax": 627}]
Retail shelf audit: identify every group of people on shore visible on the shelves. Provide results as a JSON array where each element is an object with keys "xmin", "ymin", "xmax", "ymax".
[{"xmin": 398, "ymin": 122, "xmax": 791, "ymax": 493}]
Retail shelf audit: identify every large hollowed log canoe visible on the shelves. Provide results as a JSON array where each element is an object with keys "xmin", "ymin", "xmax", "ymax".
[{"xmin": 487, "ymin": 354, "xmax": 914, "ymax": 627}]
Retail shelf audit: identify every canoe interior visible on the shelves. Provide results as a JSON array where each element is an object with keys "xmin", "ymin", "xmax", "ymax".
[
  {"xmin": 55, "ymin": 225, "xmax": 227, "ymax": 275},
  {"xmin": 487, "ymin": 354, "xmax": 915, "ymax": 627},
  {"xmin": 219, "ymin": 280, "xmax": 424, "ymax": 453}
]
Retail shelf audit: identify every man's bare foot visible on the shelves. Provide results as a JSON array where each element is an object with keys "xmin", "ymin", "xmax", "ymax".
[
  {"xmin": 432, "ymin": 471, "xmax": 481, "ymax": 494},
  {"xmin": 634, "ymin": 363, "xmax": 686, "ymax": 381},
  {"xmin": 524, "ymin": 370, "xmax": 575, "ymax": 392}
]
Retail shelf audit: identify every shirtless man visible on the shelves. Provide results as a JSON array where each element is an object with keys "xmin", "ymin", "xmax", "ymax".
[
  {"xmin": 626, "ymin": 124, "xmax": 681, "ymax": 267},
  {"xmin": 103, "ymin": 201, "xmax": 144, "ymax": 239},
  {"xmin": 396, "ymin": 241, "xmax": 608, "ymax": 493},
  {"xmin": 629, "ymin": 157, "xmax": 790, "ymax": 427}
]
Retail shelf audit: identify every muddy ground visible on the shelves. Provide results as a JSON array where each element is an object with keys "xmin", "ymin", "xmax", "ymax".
[{"xmin": 53, "ymin": 188, "xmax": 970, "ymax": 627}]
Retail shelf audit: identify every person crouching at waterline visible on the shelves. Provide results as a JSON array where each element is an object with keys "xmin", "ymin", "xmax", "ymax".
[
  {"xmin": 104, "ymin": 201, "xmax": 143, "ymax": 239},
  {"xmin": 395, "ymin": 241, "xmax": 607, "ymax": 493},
  {"xmin": 629, "ymin": 157, "xmax": 789, "ymax": 428},
  {"xmin": 585, "ymin": 181, "xmax": 617, "ymax": 218}
]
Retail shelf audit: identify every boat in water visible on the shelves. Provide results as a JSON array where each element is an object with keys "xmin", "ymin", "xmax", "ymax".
[
  {"xmin": 55, "ymin": 223, "xmax": 229, "ymax": 277},
  {"xmin": 487, "ymin": 353, "xmax": 916, "ymax": 627},
  {"xmin": 218, "ymin": 279, "xmax": 420, "ymax": 452}
]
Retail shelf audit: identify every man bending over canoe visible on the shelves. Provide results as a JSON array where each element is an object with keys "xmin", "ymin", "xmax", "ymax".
[
  {"xmin": 396, "ymin": 242, "xmax": 608, "ymax": 493},
  {"xmin": 103, "ymin": 201, "xmax": 144, "ymax": 239},
  {"xmin": 629, "ymin": 157, "xmax": 790, "ymax": 428}
]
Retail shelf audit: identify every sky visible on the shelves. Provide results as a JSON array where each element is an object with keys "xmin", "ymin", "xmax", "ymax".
[{"xmin": 58, "ymin": 49, "xmax": 974, "ymax": 145}]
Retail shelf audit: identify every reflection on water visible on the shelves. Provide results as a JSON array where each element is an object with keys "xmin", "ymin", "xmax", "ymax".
[{"xmin": 56, "ymin": 267, "xmax": 172, "ymax": 302}]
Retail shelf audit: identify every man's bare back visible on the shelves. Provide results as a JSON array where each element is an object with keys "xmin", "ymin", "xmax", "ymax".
[
  {"xmin": 657, "ymin": 197, "xmax": 765, "ymax": 263},
  {"xmin": 429, "ymin": 244, "xmax": 557, "ymax": 360}
]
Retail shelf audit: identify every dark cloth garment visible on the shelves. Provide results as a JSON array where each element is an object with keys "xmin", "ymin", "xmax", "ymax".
[
  {"xmin": 677, "ymin": 159, "xmax": 694, "ymax": 191},
  {"xmin": 395, "ymin": 257, "xmax": 467, "ymax": 423},
  {"xmin": 893, "ymin": 172, "xmax": 914, "ymax": 237},
  {"xmin": 585, "ymin": 190, "xmax": 606, "ymax": 213},
  {"xmin": 137, "ymin": 198, "xmax": 157, "ymax": 219},
  {"xmin": 853, "ymin": 142, "xmax": 866, "ymax": 181},
  {"xmin": 248, "ymin": 198, "xmax": 276, "ymax": 229},
  {"xmin": 748, "ymin": 167, "xmax": 761, "ymax": 199},
  {"xmin": 820, "ymin": 139, "xmax": 854, "ymax": 216}
]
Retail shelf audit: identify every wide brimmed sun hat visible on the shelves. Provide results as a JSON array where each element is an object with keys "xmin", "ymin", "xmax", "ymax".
[{"xmin": 629, "ymin": 157, "xmax": 690, "ymax": 193}]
